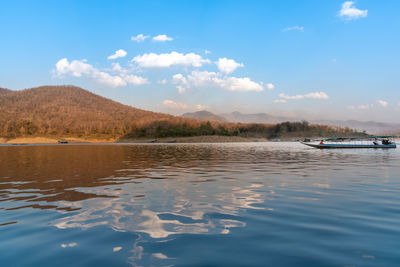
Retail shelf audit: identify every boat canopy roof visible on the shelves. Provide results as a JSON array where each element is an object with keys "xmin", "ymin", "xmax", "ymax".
[{"xmin": 325, "ymin": 136, "xmax": 396, "ymax": 141}]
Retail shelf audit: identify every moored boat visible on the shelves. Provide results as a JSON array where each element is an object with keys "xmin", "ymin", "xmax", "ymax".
[{"xmin": 302, "ymin": 136, "xmax": 397, "ymax": 149}]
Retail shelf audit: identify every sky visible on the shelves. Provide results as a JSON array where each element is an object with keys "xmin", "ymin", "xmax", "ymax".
[{"xmin": 1, "ymin": 0, "xmax": 399, "ymax": 122}]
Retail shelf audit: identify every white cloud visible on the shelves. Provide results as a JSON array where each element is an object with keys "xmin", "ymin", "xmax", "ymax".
[
  {"xmin": 216, "ymin": 58, "xmax": 244, "ymax": 74},
  {"xmin": 111, "ymin": 62, "xmax": 127, "ymax": 74},
  {"xmin": 177, "ymin": 85, "xmax": 186, "ymax": 94},
  {"xmin": 195, "ymin": 104, "xmax": 209, "ymax": 110},
  {"xmin": 123, "ymin": 74, "xmax": 149, "ymax": 85},
  {"xmin": 266, "ymin": 83, "xmax": 275, "ymax": 90},
  {"xmin": 162, "ymin": 99, "xmax": 209, "ymax": 111},
  {"xmin": 132, "ymin": 51, "xmax": 210, "ymax": 68},
  {"xmin": 347, "ymin": 104, "xmax": 372, "ymax": 110},
  {"xmin": 55, "ymin": 58, "xmax": 92, "ymax": 77},
  {"xmin": 273, "ymin": 99, "xmax": 287, "ymax": 104},
  {"xmin": 204, "ymin": 50, "xmax": 212, "ymax": 54},
  {"xmin": 152, "ymin": 34, "xmax": 173, "ymax": 42},
  {"xmin": 131, "ymin": 34, "xmax": 149, "ymax": 42},
  {"xmin": 171, "ymin": 75, "xmax": 187, "ymax": 93},
  {"xmin": 348, "ymin": 100, "xmax": 389, "ymax": 110},
  {"xmin": 110, "ymin": 63, "xmax": 148, "ymax": 85},
  {"xmin": 158, "ymin": 79, "xmax": 168, "ymax": 84},
  {"xmin": 163, "ymin": 99, "xmax": 189, "ymax": 109},
  {"xmin": 338, "ymin": 1, "xmax": 368, "ymax": 20},
  {"xmin": 279, "ymin": 92, "xmax": 329, "ymax": 100},
  {"xmin": 172, "ymin": 73, "xmax": 188, "ymax": 86},
  {"xmin": 172, "ymin": 71, "xmax": 264, "ymax": 92},
  {"xmin": 282, "ymin": 26, "xmax": 304, "ymax": 32},
  {"xmin": 377, "ymin": 100, "xmax": 388, "ymax": 107},
  {"xmin": 107, "ymin": 49, "xmax": 127, "ymax": 60},
  {"xmin": 91, "ymin": 70, "xmax": 127, "ymax": 87},
  {"xmin": 185, "ymin": 70, "xmax": 218, "ymax": 87},
  {"xmin": 217, "ymin": 76, "xmax": 263, "ymax": 92},
  {"xmin": 54, "ymin": 58, "xmax": 148, "ymax": 87}
]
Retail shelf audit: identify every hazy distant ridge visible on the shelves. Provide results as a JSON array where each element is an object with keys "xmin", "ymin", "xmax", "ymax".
[
  {"xmin": 182, "ymin": 110, "xmax": 227, "ymax": 122},
  {"xmin": 220, "ymin": 111, "xmax": 294, "ymax": 124},
  {"xmin": 183, "ymin": 110, "xmax": 400, "ymax": 135}
]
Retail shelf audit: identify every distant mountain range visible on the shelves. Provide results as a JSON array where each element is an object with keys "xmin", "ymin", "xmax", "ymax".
[
  {"xmin": 220, "ymin": 111, "xmax": 293, "ymax": 124},
  {"xmin": 182, "ymin": 110, "xmax": 227, "ymax": 122},
  {"xmin": 182, "ymin": 110, "xmax": 294, "ymax": 124},
  {"xmin": 312, "ymin": 120, "xmax": 400, "ymax": 135},
  {"xmin": 182, "ymin": 110, "xmax": 400, "ymax": 135}
]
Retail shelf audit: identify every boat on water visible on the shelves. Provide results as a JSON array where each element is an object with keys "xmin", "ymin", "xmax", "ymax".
[{"xmin": 302, "ymin": 136, "xmax": 397, "ymax": 149}]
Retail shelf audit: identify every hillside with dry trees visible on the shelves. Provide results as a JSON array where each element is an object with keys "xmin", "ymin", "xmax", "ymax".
[
  {"xmin": 0, "ymin": 88, "xmax": 12, "ymax": 95},
  {"xmin": 0, "ymin": 85, "xmax": 366, "ymax": 140}
]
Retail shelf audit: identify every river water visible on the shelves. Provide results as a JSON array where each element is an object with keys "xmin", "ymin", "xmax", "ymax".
[{"xmin": 0, "ymin": 143, "xmax": 399, "ymax": 266}]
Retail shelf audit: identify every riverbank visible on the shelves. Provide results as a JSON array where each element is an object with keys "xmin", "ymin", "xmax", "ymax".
[
  {"xmin": 0, "ymin": 137, "xmax": 116, "ymax": 144},
  {"xmin": 0, "ymin": 136, "xmax": 267, "ymax": 144},
  {"xmin": 117, "ymin": 135, "xmax": 268, "ymax": 143}
]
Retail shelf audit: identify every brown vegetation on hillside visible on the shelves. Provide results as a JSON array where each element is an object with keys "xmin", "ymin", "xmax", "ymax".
[
  {"xmin": 0, "ymin": 85, "xmax": 366, "ymax": 140},
  {"xmin": 0, "ymin": 88, "xmax": 12, "ymax": 95},
  {"xmin": 0, "ymin": 85, "xmax": 175, "ymax": 138}
]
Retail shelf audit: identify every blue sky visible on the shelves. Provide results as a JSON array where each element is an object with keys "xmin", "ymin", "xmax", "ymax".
[{"xmin": 1, "ymin": 0, "xmax": 399, "ymax": 122}]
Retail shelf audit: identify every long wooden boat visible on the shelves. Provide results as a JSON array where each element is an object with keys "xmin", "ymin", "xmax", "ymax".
[
  {"xmin": 302, "ymin": 136, "xmax": 397, "ymax": 149},
  {"xmin": 302, "ymin": 142, "xmax": 396, "ymax": 149}
]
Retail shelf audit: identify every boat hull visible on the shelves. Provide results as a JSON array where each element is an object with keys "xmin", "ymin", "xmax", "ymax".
[{"xmin": 302, "ymin": 142, "xmax": 397, "ymax": 149}]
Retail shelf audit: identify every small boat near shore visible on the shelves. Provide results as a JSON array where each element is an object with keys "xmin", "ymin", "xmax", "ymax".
[{"xmin": 302, "ymin": 136, "xmax": 397, "ymax": 149}]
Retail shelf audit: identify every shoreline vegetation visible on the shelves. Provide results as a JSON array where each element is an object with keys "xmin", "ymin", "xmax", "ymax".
[
  {"xmin": 0, "ymin": 136, "xmax": 264, "ymax": 144},
  {"xmin": 0, "ymin": 85, "xmax": 369, "ymax": 144},
  {"xmin": 0, "ymin": 119, "xmax": 368, "ymax": 144}
]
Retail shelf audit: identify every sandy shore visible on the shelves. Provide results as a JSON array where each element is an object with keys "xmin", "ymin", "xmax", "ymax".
[
  {"xmin": 0, "ymin": 137, "xmax": 116, "ymax": 144},
  {"xmin": 0, "ymin": 136, "xmax": 264, "ymax": 144},
  {"xmin": 0, "ymin": 135, "xmax": 300, "ymax": 144},
  {"xmin": 117, "ymin": 135, "xmax": 268, "ymax": 143}
]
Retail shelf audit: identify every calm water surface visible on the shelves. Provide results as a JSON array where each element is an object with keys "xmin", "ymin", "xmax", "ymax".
[{"xmin": 0, "ymin": 143, "xmax": 399, "ymax": 266}]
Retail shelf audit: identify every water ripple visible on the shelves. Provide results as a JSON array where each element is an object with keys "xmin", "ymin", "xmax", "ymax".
[{"xmin": 0, "ymin": 143, "xmax": 400, "ymax": 266}]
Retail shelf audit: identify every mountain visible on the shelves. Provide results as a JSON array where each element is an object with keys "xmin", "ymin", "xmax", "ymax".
[
  {"xmin": 182, "ymin": 110, "xmax": 227, "ymax": 122},
  {"xmin": 312, "ymin": 120, "xmax": 400, "ymax": 135},
  {"xmin": 0, "ymin": 85, "xmax": 173, "ymax": 138},
  {"xmin": 0, "ymin": 88, "xmax": 12, "ymax": 95},
  {"xmin": 220, "ymin": 111, "xmax": 294, "ymax": 124},
  {"xmin": 219, "ymin": 111, "xmax": 400, "ymax": 135}
]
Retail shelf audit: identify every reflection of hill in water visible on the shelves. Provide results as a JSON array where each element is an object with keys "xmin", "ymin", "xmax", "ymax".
[
  {"xmin": 0, "ymin": 145, "xmax": 270, "ymax": 238},
  {"xmin": 0, "ymin": 145, "xmax": 136, "ymax": 206}
]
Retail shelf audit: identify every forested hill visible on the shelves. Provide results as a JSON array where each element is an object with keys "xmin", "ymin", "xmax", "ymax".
[{"xmin": 0, "ymin": 85, "xmax": 174, "ymax": 138}]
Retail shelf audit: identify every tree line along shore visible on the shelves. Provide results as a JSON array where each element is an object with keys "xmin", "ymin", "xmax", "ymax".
[{"xmin": 0, "ymin": 121, "xmax": 367, "ymax": 144}]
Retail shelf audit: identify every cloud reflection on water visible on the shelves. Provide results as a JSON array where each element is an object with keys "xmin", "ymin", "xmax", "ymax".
[{"xmin": 53, "ymin": 180, "xmax": 265, "ymax": 239}]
